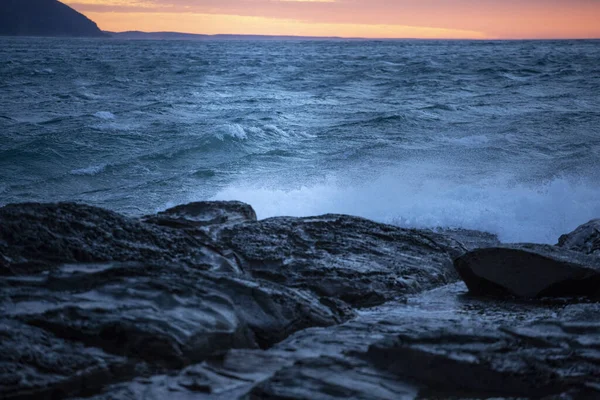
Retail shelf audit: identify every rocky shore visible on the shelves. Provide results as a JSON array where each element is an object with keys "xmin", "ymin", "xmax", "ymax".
[{"xmin": 1, "ymin": 201, "xmax": 598, "ymax": 399}]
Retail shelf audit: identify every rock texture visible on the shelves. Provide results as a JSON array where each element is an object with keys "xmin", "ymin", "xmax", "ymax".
[
  {"xmin": 558, "ymin": 219, "xmax": 600, "ymax": 256},
  {"xmin": 0, "ymin": 0, "xmax": 106, "ymax": 37},
  {"xmin": 0, "ymin": 202, "xmax": 239, "ymax": 275},
  {"xmin": 454, "ymin": 244, "xmax": 600, "ymax": 298},
  {"xmin": 0, "ymin": 319, "xmax": 133, "ymax": 400},
  {"xmin": 1, "ymin": 200, "xmax": 599, "ymax": 399},
  {"xmin": 218, "ymin": 215, "xmax": 464, "ymax": 307},
  {"xmin": 0, "ymin": 261, "xmax": 348, "ymax": 399},
  {"xmin": 78, "ymin": 284, "xmax": 600, "ymax": 400},
  {"xmin": 365, "ymin": 301, "xmax": 600, "ymax": 399},
  {"xmin": 2, "ymin": 261, "xmax": 346, "ymax": 366},
  {"xmin": 142, "ymin": 201, "xmax": 257, "ymax": 238},
  {"xmin": 432, "ymin": 227, "xmax": 501, "ymax": 251}
]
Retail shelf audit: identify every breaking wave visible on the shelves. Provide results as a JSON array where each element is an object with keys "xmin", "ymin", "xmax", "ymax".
[
  {"xmin": 1, "ymin": 38, "xmax": 599, "ymax": 242},
  {"xmin": 211, "ymin": 172, "xmax": 600, "ymax": 244}
]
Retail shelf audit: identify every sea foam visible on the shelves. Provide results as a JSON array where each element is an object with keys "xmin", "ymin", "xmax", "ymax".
[
  {"xmin": 94, "ymin": 111, "xmax": 116, "ymax": 120},
  {"xmin": 211, "ymin": 172, "xmax": 600, "ymax": 245}
]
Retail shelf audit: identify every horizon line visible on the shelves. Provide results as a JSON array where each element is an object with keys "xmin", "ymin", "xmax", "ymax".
[{"xmin": 106, "ymin": 30, "xmax": 600, "ymax": 41}]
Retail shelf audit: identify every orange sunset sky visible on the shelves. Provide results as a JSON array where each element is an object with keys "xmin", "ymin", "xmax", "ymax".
[{"xmin": 63, "ymin": 0, "xmax": 600, "ymax": 39}]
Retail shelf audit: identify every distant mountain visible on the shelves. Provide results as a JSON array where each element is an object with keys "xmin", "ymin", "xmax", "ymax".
[
  {"xmin": 107, "ymin": 31, "xmax": 345, "ymax": 41},
  {"xmin": 107, "ymin": 31, "xmax": 210, "ymax": 41},
  {"xmin": 0, "ymin": 0, "xmax": 105, "ymax": 37}
]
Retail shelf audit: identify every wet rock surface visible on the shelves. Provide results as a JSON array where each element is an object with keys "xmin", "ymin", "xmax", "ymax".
[
  {"xmin": 142, "ymin": 201, "xmax": 257, "ymax": 237},
  {"xmin": 218, "ymin": 214, "xmax": 464, "ymax": 307},
  {"xmin": 0, "ymin": 319, "xmax": 133, "ymax": 400},
  {"xmin": 432, "ymin": 227, "xmax": 501, "ymax": 251},
  {"xmin": 1, "ymin": 201, "xmax": 599, "ymax": 399},
  {"xmin": 0, "ymin": 261, "xmax": 348, "ymax": 380},
  {"xmin": 0, "ymin": 202, "xmax": 238, "ymax": 275},
  {"xmin": 365, "ymin": 298, "xmax": 600, "ymax": 399},
  {"xmin": 455, "ymin": 244, "xmax": 600, "ymax": 298},
  {"xmin": 80, "ymin": 284, "xmax": 600, "ymax": 400},
  {"xmin": 558, "ymin": 219, "xmax": 600, "ymax": 256}
]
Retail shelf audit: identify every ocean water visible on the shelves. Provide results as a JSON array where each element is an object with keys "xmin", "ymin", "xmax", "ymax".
[{"xmin": 1, "ymin": 37, "xmax": 599, "ymax": 243}]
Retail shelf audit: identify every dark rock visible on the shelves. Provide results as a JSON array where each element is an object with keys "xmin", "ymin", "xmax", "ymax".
[
  {"xmin": 73, "ymin": 350, "xmax": 295, "ymax": 400},
  {"xmin": 365, "ymin": 306, "xmax": 600, "ymax": 398},
  {"xmin": 3, "ymin": 263, "xmax": 346, "ymax": 366},
  {"xmin": 431, "ymin": 227, "xmax": 501, "ymax": 251},
  {"xmin": 5, "ymin": 201, "xmax": 596, "ymax": 399},
  {"xmin": 142, "ymin": 201, "xmax": 257, "ymax": 237},
  {"xmin": 219, "ymin": 214, "xmax": 464, "ymax": 307},
  {"xmin": 454, "ymin": 244, "xmax": 600, "ymax": 298},
  {"xmin": 0, "ymin": 0, "xmax": 106, "ymax": 37},
  {"xmin": 80, "ymin": 284, "xmax": 600, "ymax": 400},
  {"xmin": 0, "ymin": 261, "xmax": 347, "ymax": 398},
  {"xmin": 248, "ymin": 356, "xmax": 418, "ymax": 400},
  {"xmin": 0, "ymin": 202, "xmax": 239, "ymax": 275},
  {"xmin": 558, "ymin": 219, "xmax": 600, "ymax": 256},
  {"xmin": 0, "ymin": 319, "xmax": 134, "ymax": 400}
]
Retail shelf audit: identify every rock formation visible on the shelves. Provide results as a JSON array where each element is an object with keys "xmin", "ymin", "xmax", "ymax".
[
  {"xmin": 558, "ymin": 219, "xmax": 600, "ymax": 255},
  {"xmin": 454, "ymin": 244, "xmax": 600, "ymax": 298},
  {"xmin": 0, "ymin": 0, "xmax": 106, "ymax": 37},
  {"xmin": 217, "ymin": 214, "xmax": 465, "ymax": 307},
  {"xmin": 1, "ymin": 203, "xmax": 599, "ymax": 399}
]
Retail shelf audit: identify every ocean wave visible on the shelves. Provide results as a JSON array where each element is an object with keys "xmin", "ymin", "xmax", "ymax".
[
  {"xmin": 214, "ymin": 123, "xmax": 247, "ymax": 141},
  {"xmin": 94, "ymin": 111, "xmax": 116, "ymax": 120},
  {"xmin": 210, "ymin": 123, "xmax": 313, "ymax": 143},
  {"xmin": 443, "ymin": 135, "xmax": 490, "ymax": 147},
  {"xmin": 420, "ymin": 104, "xmax": 459, "ymax": 112},
  {"xmin": 70, "ymin": 164, "xmax": 106, "ymax": 176},
  {"xmin": 209, "ymin": 173, "xmax": 600, "ymax": 245},
  {"xmin": 335, "ymin": 114, "xmax": 412, "ymax": 128},
  {"xmin": 39, "ymin": 116, "xmax": 73, "ymax": 125},
  {"xmin": 33, "ymin": 68, "xmax": 54, "ymax": 75},
  {"xmin": 2, "ymin": 39, "xmax": 599, "ymax": 230}
]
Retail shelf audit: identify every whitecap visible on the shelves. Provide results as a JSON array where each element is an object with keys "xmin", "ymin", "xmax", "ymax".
[
  {"xmin": 215, "ymin": 124, "xmax": 247, "ymax": 140},
  {"xmin": 94, "ymin": 111, "xmax": 116, "ymax": 120},
  {"xmin": 263, "ymin": 124, "xmax": 290, "ymax": 138},
  {"xmin": 70, "ymin": 164, "xmax": 106, "ymax": 176},
  {"xmin": 209, "ymin": 172, "xmax": 600, "ymax": 245}
]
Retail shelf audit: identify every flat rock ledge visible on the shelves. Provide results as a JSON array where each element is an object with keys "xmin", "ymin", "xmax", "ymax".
[{"xmin": 1, "ymin": 202, "xmax": 599, "ymax": 399}]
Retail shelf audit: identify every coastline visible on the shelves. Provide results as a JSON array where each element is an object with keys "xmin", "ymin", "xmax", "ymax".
[{"xmin": 1, "ymin": 200, "xmax": 598, "ymax": 399}]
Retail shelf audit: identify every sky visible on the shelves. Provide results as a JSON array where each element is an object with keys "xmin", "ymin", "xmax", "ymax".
[{"xmin": 63, "ymin": 0, "xmax": 600, "ymax": 39}]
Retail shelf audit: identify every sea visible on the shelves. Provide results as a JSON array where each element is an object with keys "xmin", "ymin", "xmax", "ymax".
[{"xmin": 1, "ymin": 37, "xmax": 599, "ymax": 244}]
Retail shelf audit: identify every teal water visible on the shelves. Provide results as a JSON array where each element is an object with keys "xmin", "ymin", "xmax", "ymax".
[{"xmin": 1, "ymin": 38, "xmax": 599, "ymax": 243}]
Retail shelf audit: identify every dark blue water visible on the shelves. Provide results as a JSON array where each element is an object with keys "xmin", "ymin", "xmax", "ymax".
[{"xmin": 1, "ymin": 37, "xmax": 599, "ymax": 243}]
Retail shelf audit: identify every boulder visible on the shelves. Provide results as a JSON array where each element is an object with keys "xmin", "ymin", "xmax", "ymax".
[
  {"xmin": 0, "ymin": 202, "xmax": 240, "ymax": 275},
  {"xmin": 454, "ymin": 244, "xmax": 600, "ymax": 298},
  {"xmin": 558, "ymin": 219, "xmax": 600, "ymax": 256},
  {"xmin": 218, "ymin": 214, "xmax": 464, "ymax": 307},
  {"xmin": 142, "ymin": 201, "xmax": 257, "ymax": 237}
]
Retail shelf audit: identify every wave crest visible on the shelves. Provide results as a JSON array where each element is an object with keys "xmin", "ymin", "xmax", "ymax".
[{"xmin": 210, "ymin": 173, "xmax": 600, "ymax": 245}]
